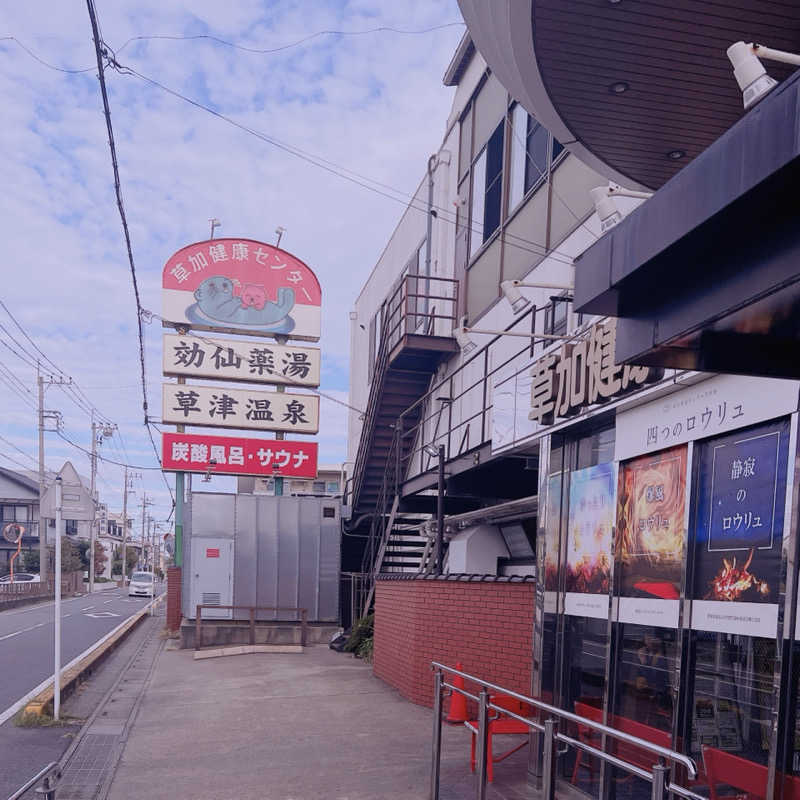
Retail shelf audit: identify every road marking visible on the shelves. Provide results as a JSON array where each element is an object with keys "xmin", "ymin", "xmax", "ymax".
[
  {"xmin": 62, "ymin": 614, "xmax": 71, "ymax": 619},
  {"xmin": 85, "ymin": 611, "xmax": 120, "ymax": 619},
  {"xmin": 103, "ymin": 599, "xmax": 114, "ymax": 604},
  {"xmin": 34, "ymin": 623, "xmax": 45, "ymax": 627},
  {"xmin": 82, "ymin": 606, "xmax": 94, "ymax": 611},
  {"xmin": 0, "ymin": 630, "xmax": 22, "ymax": 641},
  {"xmin": 0, "ymin": 593, "xmax": 161, "ymax": 726}
]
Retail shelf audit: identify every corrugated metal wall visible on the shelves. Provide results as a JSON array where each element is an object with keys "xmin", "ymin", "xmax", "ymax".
[{"xmin": 184, "ymin": 492, "xmax": 340, "ymax": 622}]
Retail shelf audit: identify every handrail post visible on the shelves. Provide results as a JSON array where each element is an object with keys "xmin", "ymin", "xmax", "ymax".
[
  {"xmin": 195, "ymin": 605, "xmax": 201, "ymax": 651},
  {"xmin": 249, "ymin": 607, "xmax": 255, "ymax": 646},
  {"xmin": 430, "ymin": 669, "xmax": 444, "ymax": 800},
  {"xmin": 301, "ymin": 608, "xmax": 308, "ymax": 646},
  {"xmin": 652, "ymin": 762, "xmax": 670, "ymax": 800},
  {"xmin": 475, "ymin": 688, "xmax": 490, "ymax": 800},
  {"xmin": 38, "ymin": 773, "xmax": 57, "ymax": 800},
  {"xmin": 542, "ymin": 718, "xmax": 558, "ymax": 800}
]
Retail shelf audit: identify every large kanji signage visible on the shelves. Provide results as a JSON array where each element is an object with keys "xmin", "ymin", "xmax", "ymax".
[
  {"xmin": 162, "ymin": 384, "xmax": 319, "ymax": 434},
  {"xmin": 162, "ymin": 333, "xmax": 320, "ymax": 388},
  {"xmin": 529, "ymin": 319, "xmax": 661, "ymax": 424},
  {"xmin": 161, "ymin": 238, "xmax": 322, "ymax": 341},
  {"xmin": 161, "ymin": 433, "xmax": 318, "ymax": 478}
]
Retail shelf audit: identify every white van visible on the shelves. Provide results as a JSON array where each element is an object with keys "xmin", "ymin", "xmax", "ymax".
[{"xmin": 128, "ymin": 571, "xmax": 155, "ymax": 597}]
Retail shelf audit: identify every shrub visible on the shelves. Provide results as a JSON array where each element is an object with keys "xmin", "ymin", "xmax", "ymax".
[{"xmin": 344, "ymin": 613, "xmax": 374, "ymax": 654}]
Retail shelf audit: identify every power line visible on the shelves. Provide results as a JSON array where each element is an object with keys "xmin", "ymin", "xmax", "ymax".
[
  {"xmin": 114, "ymin": 22, "xmax": 466, "ymax": 56},
  {"xmin": 0, "ymin": 450, "xmax": 35, "ymax": 472},
  {"xmin": 0, "ymin": 36, "xmax": 94, "ymax": 74},
  {"xmin": 86, "ymin": 0, "xmax": 172, "ymax": 506},
  {"xmin": 56, "ymin": 429, "xmax": 163, "ymax": 471},
  {"xmin": 107, "ymin": 60, "xmax": 577, "ymax": 269},
  {"xmin": 0, "ymin": 434, "xmax": 37, "ymax": 466}
]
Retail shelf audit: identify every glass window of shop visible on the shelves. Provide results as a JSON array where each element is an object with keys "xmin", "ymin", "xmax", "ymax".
[{"xmin": 540, "ymin": 425, "xmax": 616, "ymax": 795}]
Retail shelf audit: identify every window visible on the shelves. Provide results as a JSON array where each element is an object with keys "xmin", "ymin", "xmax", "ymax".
[
  {"xmin": 524, "ymin": 118, "xmax": 549, "ymax": 195},
  {"xmin": 508, "ymin": 103, "xmax": 528, "ymax": 211},
  {"xmin": 65, "ymin": 519, "xmax": 78, "ymax": 536},
  {"xmin": 312, "ymin": 481, "xmax": 326, "ymax": 494},
  {"xmin": 469, "ymin": 120, "xmax": 504, "ymax": 260},
  {"xmin": 544, "ymin": 295, "xmax": 570, "ymax": 337},
  {"xmin": 1, "ymin": 506, "xmax": 28, "ymax": 522},
  {"xmin": 325, "ymin": 480, "xmax": 340, "ymax": 493}
]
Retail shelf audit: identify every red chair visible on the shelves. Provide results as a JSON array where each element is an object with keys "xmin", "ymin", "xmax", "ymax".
[
  {"xmin": 466, "ymin": 694, "xmax": 531, "ymax": 782},
  {"xmin": 703, "ymin": 746, "xmax": 768, "ymax": 800},
  {"xmin": 571, "ymin": 701, "xmax": 604, "ymax": 785}
]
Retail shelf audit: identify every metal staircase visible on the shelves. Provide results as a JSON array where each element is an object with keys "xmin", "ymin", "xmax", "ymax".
[{"xmin": 346, "ymin": 275, "xmax": 459, "ymax": 614}]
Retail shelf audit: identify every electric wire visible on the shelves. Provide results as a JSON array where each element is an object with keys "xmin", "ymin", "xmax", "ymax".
[
  {"xmin": 0, "ymin": 434, "xmax": 38, "ymax": 466},
  {"xmin": 86, "ymin": 0, "xmax": 173, "ymax": 505},
  {"xmin": 0, "ymin": 450, "xmax": 35, "ymax": 472},
  {"xmin": 56, "ymin": 429, "xmax": 163, "ymax": 471}
]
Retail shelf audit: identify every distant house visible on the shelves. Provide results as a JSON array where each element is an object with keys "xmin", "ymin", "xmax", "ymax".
[{"xmin": 0, "ymin": 467, "xmax": 42, "ymax": 575}]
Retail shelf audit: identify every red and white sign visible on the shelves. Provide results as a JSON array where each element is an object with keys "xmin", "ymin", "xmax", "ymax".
[
  {"xmin": 206, "ymin": 548, "xmax": 220, "ymax": 558},
  {"xmin": 161, "ymin": 432, "xmax": 318, "ymax": 478},
  {"xmin": 162, "ymin": 238, "xmax": 322, "ymax": 341}
]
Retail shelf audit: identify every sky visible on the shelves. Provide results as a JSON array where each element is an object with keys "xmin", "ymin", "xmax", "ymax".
[{"xmin": 0, "ymin": 1, "xmax": 464, "ymax": 539}]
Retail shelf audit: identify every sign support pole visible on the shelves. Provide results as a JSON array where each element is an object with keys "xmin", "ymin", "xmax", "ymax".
[
  {"xmin": 53, "ymin": 476, "xmax": 62, "ymax": 721},
  {"xmin": 174, "ymin": 373, "xmax": 186, "ymax": 566},
  {"xmin": 274, "ymin": 335, "xmax": 288, "ymax": 496}
]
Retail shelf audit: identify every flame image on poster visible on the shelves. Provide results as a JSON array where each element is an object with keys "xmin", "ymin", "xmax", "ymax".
[
  {"xmin": 544, "ymin": 474, "xmax": 562, "ymax": 591},
  {"xmin": 565, "ymin": 463, "xmax": 614, "ymax": 595},
  {"xmin": 617, "ymin": 446, "xmax": 686, "ymax": 601}
]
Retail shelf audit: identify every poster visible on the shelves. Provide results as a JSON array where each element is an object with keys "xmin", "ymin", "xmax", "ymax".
[
  {"xmin": 691, "ymin": 419, "xmax": 789, "ymax": 637},
  {"xmin": 616, "ymin": 446, "xmax": 687, "ymax": 628},
  {"xmin": 542, "ymin": 473, "xmax": 562, "ymax": 613},
  {"xmin": 564, "ymin": 463, "xmax": 614, "ymax": 619}
]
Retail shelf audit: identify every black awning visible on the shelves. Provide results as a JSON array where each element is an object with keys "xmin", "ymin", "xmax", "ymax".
[{"xmin": 573, "ymin": 69, "xmax": 800, "ymax": 378}]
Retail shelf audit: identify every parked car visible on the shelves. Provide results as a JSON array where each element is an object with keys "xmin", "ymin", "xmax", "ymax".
[
  {"xmin": 128, "ymin": 571, "xmax": 155, "ymax": 597},
  {"xmin": 0, "ymin": 572, "xmax": 41, "ymax": 584}
]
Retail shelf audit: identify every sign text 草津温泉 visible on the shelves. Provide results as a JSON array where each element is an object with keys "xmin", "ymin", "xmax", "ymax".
[
  {"xmin": 528, "ymin": 318, "xmax": 660, "ymax": 425},
  {"xmin": 162, "ymin": 333, "xmax": 320, "ymax": 388},
  {"xmin": 162, "ymin": 383, "xmax": 319, "ymax": 434}
]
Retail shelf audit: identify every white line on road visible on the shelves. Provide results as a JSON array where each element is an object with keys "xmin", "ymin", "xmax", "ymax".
[
  {"xmin": 0, "ymin": 630, "xmax": 22, "ymax": 641},
  {"xmin": 103, "ymin": 599, "xmax": 114, "ymax": 604},
  {"xmin": 81, "ymin": 606, "xmax": 94, "ymax": 611},
  {"xmin": 0, "ymin": 594, "xmax": 162, "ymax": 726}
]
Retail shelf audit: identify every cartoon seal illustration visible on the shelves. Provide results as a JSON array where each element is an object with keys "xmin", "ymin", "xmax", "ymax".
[{"xmin": 187, "ymin": 275, "xmax": 295, "ymax": 330}]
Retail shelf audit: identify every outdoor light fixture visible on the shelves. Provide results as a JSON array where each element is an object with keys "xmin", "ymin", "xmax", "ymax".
[
  {"xmin": 727, "ymin": 41, "xmax": 800, "ymax": 110},
  {"xmin": 422, "ymin": 443, "xmax": 440, "ymax": 458},
  {"xmin": 608, "ymin": 81, "xmax": 629, "ymax": 94},
  {"xmin": 590, "ymin": 183, "xmax": 654, "ymax": 233},
  {"xmin": 452, "ymin": 324, "xmax": 572, "ymax": 355},
  {"xmin": 500, "ymin": 279, "xmax": 575, "ymax": 314},
  {"xmin": 666, "ymin": 149, "xmax": 686, "ymax": 161}
]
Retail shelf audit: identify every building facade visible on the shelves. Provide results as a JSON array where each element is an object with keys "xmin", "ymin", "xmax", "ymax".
[{"xmin": 347, "ymin": 28, "xmax": 800, "ymax": 800}]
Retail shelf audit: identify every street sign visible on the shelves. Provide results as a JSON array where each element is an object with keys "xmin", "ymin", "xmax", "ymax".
[
  {"xmin": 161, "ymin": 238, "xmax": 322, "ymax": 341},
  {"xmin": 162, "ymin": 383, "xmax": 319, "ymax": 434},
  {"xmin": 40, "ymin": 462, "xmax": 95, "ymax": 521},
  {"xmin": 2, "ymin": 523, "xmax": 24, "ymax": 543},
  {"xmin": 161, "ymin": 432, "xmax": 318, "ymax": 478},
  {"xmin": 162, "ymin": 333, "xmax": 321, "ymax": 388}
]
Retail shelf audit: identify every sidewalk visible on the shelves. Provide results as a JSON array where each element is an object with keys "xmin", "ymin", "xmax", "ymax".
[{"xmin": 103, "ymin": 644, "xmax": 536, "ymax": 800}]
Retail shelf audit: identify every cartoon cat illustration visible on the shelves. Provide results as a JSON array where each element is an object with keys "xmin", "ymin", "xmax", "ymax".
[{"xmin": 240, "ymin": 284, "xmax": 268, "ymax": 310}]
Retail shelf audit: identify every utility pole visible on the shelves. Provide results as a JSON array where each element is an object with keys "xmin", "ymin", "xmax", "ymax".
[
  {"xmin": 53, "ymin": 476, "xmax": 62, "ymax": 720},
  {"xmin": 89, "ymin": 417, "xmax": 97, "ymax": 594},
  {"xmin": 121, "ymin": 466, "xmax": 128, "ymax": 585},
  {"xmin": 37, "ymin": 367, "xmax": 47, "ymax": 585}
]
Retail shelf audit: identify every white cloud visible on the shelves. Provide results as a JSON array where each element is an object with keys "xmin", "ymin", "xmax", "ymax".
[{"xmin": 0, "ymin": 0, "xmax": 464, "ymax": 529}]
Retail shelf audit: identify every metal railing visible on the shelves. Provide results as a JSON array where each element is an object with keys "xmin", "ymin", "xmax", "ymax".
[
  {"xmin": 194, "ymin": 605, "xmax": 308, "ymax": 650},
  {"xmin": 6, "ymin": 762, "xmax": 60, "ymax": 800},
  {"xmin": 430, "ymin": 662, "xmax": 702, "ymax": 800}
]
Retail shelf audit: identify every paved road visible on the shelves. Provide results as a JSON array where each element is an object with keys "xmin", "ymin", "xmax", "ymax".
[{"xmin": 0, "ymin": 586, "xmax": 161, "ymax": 719}]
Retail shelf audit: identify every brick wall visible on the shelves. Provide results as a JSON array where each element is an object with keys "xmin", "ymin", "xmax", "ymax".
[
  {"xmin": 373, "ymin": 577, "xmax": 534, "ymax": 708},
  {"xmin": 167, "ymin": 566, "xmax": 182, "ymax": 631}
]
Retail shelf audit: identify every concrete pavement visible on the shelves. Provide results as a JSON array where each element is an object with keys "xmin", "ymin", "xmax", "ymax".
[{"xmin": 103, "ymin": 644, "xmax": 535, "ymax": 800}]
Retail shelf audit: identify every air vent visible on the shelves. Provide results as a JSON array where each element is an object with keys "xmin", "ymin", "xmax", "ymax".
[
  {"xmin": 201, "ymin": 592, "xmax": 221, "ymax": 606},
  {"xmin": 323, "ymin": 507, "xmax": 336, "ymax": 519}
]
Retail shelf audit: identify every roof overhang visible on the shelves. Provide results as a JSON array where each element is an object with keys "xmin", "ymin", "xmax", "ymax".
[
  {"xmin": 574, "ymin": 71, "xmax": 800, "ymax": 379},
  {"xmin": 458, "ymin": 0, "xmax": 800, "ymax": 190}
]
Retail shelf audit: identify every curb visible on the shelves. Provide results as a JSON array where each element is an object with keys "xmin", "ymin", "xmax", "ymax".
[
  {"xmin": 22, "ymin": 595, "xmax": 164, "ymax": 718},
  {"xmin": 193, "ymin": 644, "xmax": 304, "ymax": 660}
]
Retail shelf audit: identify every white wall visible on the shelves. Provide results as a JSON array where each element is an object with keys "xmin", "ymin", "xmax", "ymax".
[{"xmin": 447, "ymin": 524, "xmax": 509, "ymax": 575}]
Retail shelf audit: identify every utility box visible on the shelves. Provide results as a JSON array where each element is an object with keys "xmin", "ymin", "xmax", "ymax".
[{"xmin": 189, "ymin": 537, "xmax": 233, "ymax": 620}]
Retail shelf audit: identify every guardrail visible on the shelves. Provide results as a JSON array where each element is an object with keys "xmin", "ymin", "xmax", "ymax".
[
  {"xmin": 194, "ymin": 605, "xmax": 308, "ymax": 651},
  {"xmin": 430, "ymin": 662, "xmax": 702, "ymax": 800},
  {"xmin": 6, "ymin": 761, "xmax": 60, "ymax": 800}
]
